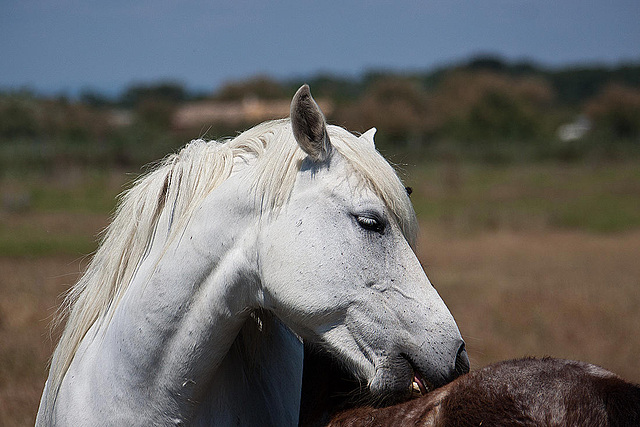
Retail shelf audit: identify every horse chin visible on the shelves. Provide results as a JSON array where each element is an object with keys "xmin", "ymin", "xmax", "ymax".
[
  {"xmin": 299, "ymin": 344, "xmax": 422, "ymax": 425},
  {"xmin": 368, "ymin": 363, "xmax": 417, "ymax": 406}
]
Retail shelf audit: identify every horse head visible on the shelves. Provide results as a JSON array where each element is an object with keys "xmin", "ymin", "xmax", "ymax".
[{"xmin": 259, "ymin": 85, "xmax": 469, "ymax": 405}]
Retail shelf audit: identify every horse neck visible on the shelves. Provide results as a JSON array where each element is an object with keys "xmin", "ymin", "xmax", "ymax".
[
  {"xmin": 79, "ymin": 173, "xmax": 273, "ymax": 423},
  {"xmin": 192, "ymin": 312, "xmax": 303, "ymax": 426}
]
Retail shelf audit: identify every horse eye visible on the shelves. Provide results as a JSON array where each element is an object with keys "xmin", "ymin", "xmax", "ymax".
[{"xmin": 356, "ymin": 215, "xmax": 385, "ymax": 233}]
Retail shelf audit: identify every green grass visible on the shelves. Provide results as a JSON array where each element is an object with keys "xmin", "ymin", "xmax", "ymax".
[
  {"xmin": 408, "ymin": 161, "xmax": 640, "ymax": 233},
  {"xmin": 0, "ymin": 169, "xmax": 123, "ymax": 256},
  {"xmin": 552, "ymin": 193, "xmax": 640, "ymax": 232},
  {"xmin": 0, "ymin": 226, "xmax": 96, "ymax": 257},
  {"xmin": 27, "ymin": 173, "xmax": 123, "ymax": 214},
  {"xmin": 1, "ymin": 161, "xmax": 639, "ymax": 257}
]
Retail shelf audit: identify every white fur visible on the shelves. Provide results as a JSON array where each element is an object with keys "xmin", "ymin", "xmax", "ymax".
[{"xmin": 37, "ymin": 118, "xmax": 464, "ymax": 426}]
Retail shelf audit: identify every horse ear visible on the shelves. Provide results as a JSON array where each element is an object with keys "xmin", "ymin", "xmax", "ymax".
[
  {"xmin": 290, "ymin": 85, "xmax": 331, "ymax": 162},
  {"xmin": 360, "ymin": 127, "xmax": 377, "ymax": 147}
]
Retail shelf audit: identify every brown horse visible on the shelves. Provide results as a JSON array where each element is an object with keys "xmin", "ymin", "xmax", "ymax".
[{"xmin": 324, "ymin": 357, "xmax": 640, "ymax": 426}]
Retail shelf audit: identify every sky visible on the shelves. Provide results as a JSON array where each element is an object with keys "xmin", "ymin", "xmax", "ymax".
[{"xmin": 2, "ymin": 0, "xmax": 639, "ymax": 97}]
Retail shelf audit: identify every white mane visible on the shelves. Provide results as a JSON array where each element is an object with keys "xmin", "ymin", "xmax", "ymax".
[{"xmin": 47, "ymin": 118, "xmax": 417, "ymax": 408}]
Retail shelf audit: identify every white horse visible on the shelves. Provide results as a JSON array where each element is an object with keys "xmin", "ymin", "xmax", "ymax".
[{"xmin": 36, "ymin": 85, "xmax": 468, "ymax": 426}]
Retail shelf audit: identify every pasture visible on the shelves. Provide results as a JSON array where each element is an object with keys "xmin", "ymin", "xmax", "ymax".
[{"xmin": 1, "ymin": 160, "xmax": 639, "ymax": 425}]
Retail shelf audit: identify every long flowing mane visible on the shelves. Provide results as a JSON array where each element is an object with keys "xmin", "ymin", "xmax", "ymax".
[{"xmin": 46, "ymin": 118, "xmax": 417, "ymax": 409}]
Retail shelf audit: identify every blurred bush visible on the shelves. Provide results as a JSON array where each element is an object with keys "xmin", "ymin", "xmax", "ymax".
[
  {"xmin": 338, "ymin": 77, "xmax": 434, "ymax": 142},
  {"xmin": 586, "ymin": 84, "xmax": 640, "ymax": 140},
  {"xmin": 434, "ymin": 72, "xmax": 555, "ymax": 141},
  {"xmin": 0, "ymin": 93, "xmax": 40, "ymax": 139},
  {"xmin": 1, "ymin": 58, "xmax": 639, "ymax": 174},
  {"xmin": 214, "ymin": 76, "xmax": 288, "ymax": 101}
]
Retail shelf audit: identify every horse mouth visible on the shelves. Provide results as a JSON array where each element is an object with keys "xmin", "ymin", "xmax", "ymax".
[
  {"xmin": 300, "ymin": 344, "xmax": 434, "ymax": 425},
  {"xmin": 404, "ymin": 354, "xmax": 433, "ymax": 397},
  {"xmin": 411, "ymin": 371, "xmax": 432, "ymax": 397}
]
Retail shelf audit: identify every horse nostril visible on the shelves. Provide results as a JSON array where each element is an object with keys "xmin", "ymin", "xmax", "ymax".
[{"xmin": 455, "ymin": 342, "xmax": 470, "ymax": 376}]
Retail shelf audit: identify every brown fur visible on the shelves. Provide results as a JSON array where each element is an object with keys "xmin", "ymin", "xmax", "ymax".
[{"xmin": 325, "ymin": 358, "xmax": 640, "ymax": 426}]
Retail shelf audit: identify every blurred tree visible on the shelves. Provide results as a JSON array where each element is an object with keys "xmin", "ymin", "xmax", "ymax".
[
  {"xmin": 462, "ymin": 55, "xmax": 540, "ymax": 77},
  {"xmin": 80, "ymin": 89, "xmax": 114, "ymax": 108},
  {"xmin": 338, "ymin": 77, "xmax": 433, "ymax": 142},
  {"xmin": 0, "ymin": 95, "xmax": 39, "ymax": 139},
  {"xmin": 133, "ymin": 98, "xmax": 176, "ymax": 131},
  {"xmin": 38, "ymin": 99, "xmax": 111, "ymax": 142},
  {"xmin": 117, "ymin": 81, "xmax": 187, "ymax": 132},
  {"xmin": 432, "ymin": 71, "xmax": 555, "ymax": 141},
  {"xmin": 1, "ymin": 58, "xmax": 639, "ymax": 167},
  {"xmin": 288, "ymin": 74, "xmax": 365, "ymax": 104},
  {"xmin": 120, "ymin": 81, "xmax": 188, "ymax": 107},
  {"xmin": 549, "ymin": 64, "xmax": 640, "ymax": 106},
  {"xmin": 465, "ymin": 55, "xmax": 509, "ymax": 73},
  {"xmin": 586, "ymin": 84, "xmax": 640, "ymax": 139},
  {"xmin": 215, "ymin": 76, "xmax": 286, "ymax": 100}
]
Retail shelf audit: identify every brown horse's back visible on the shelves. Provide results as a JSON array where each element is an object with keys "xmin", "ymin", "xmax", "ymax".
[{"xmin": 328, "ymin": 357, "xmax": 640, "ymax": 426}]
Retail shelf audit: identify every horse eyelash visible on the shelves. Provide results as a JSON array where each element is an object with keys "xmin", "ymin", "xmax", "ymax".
[{"xmin": 355, "ymin": 214, "xmax": 386, "ymax": 233}]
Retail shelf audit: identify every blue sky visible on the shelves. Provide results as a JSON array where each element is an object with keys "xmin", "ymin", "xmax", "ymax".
[{"xmin": 2, "ymin": 0, "xmax": 639, "ymax": 96}]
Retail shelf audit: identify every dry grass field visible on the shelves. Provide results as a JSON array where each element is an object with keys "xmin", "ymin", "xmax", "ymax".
[
  {"xmin": 418, "ymin": 226, "xmax": 640, "ymax": 381},
  {"xmin": 1, "ymin": 161, "xmax": 639, "ymax": 425}
]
